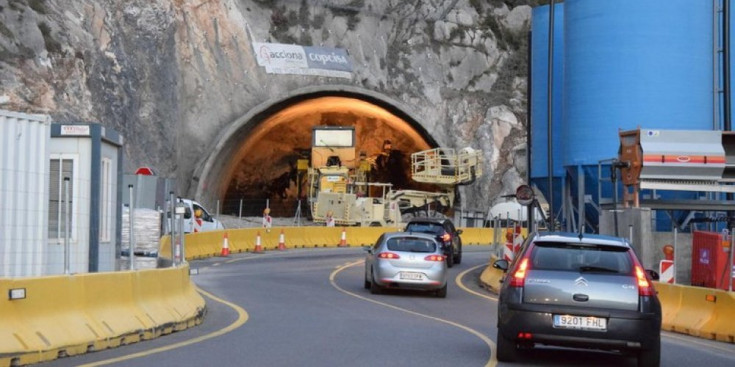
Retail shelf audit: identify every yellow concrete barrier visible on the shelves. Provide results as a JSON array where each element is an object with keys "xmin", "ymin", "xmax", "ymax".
[
  {"xmin": 460, "ymin": 228, "xmax": 495, "ymax": 245},
  {"xmin": 656, "ymin": 282, "xmax": 735, "ymax": 343},
  {"xmin": 166, "ymin": 226, "xmax": 497, "ymax": 261},
  {"xmin": 0, "ymin": 266, "xmax": 205, "ymax": 367},
  {"xmin": 653, "ymin": 282, "xmax": 682, "ymax": 331},
  {"xmin": 479, "ymin": 255, "xmax": 504, "ymax": 293},
  {"xmin": 699, "ymin": 288, "xmax": 735, "ymax": 343}
]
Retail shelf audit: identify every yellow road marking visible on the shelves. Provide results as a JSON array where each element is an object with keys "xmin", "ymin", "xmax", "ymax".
[
  {"xmin": 330, "ymin": 260, "xmax": 497, "ymax": 367},
  {"xmin": 78, "ymin": 286, "xmax": 249, "ymax": 367},
  {"xmin": 455, "ymin": 263, "xmax": 498, "ymax": 301}
]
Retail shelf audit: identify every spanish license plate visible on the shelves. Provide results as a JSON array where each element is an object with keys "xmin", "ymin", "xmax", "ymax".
[
  {"xmin": 400, "ymin": 272, "xmax": 423, "ymax": 280},
  {"xmin": 553, "ymin": 315, "xmax": 607, "ymax": 331}
]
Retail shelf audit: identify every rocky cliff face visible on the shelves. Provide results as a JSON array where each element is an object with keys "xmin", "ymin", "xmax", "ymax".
[{"xmin": 0, "ymin": 0, "xmax": 536, "ymax": 212}]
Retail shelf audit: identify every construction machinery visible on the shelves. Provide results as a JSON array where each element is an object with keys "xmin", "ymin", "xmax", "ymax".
[{"xmin": 306, "ymin": 126, "xmax": 483, "ymax": 226}]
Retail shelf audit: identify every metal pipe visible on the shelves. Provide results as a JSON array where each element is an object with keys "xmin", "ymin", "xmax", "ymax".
[
  {"xmin": 612, "ymin": 165, "xmax": 619, "ymax": 237},
  {"xmin": 176, "ymin": 203, "xmax": 185, "ymax": 266},
  {"xmin": 729, "ymin": 226, "xmax": 734, "ymax": 291},
  {"xmin": 715, "ymin": 0, "xmax": 720, "ymax": 130},
  {"xmin": 547, "ymin": 0, "xmax": 557, "ymax": 230},
  {"xmin": 726, "ymin": 0, "xmax": 731, "ymax": 131},
  {"xmin": 527, "ymin": 29, "xmax": 534, "ymax": 235},
  {"xmin": 169, "ymin": 191, "xmax": 176, "ymax": 264},
  {"xmin": 578, "ymin": 166, "xmax": 585, "ymax": 234},
  {"xmin": 128, "ymin": 185, "xmax": 136, "ymax": 271},
  {"xmin": 64, "ymin": 177, "xmax": 70, "ymax": 275},
  {"xmin": 674, "ymin": 226, "xmax": 679, "ymax": 284},
  {"xmin": 629, "ymin": 224, "xmax": 633, "ymax": 244},
  {"xmin": 726, "ymin": 0, "xmax": 735, "ymax": 221}
]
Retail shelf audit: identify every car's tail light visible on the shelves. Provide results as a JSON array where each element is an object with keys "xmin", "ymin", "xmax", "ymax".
[
  {"xmin": 424, "ymin": 254, "xmax": 445, "ymax": 262},
  {"xmin": 378, "ymin": 252, "xmax": 400, "ymax": 259},
  {"xmin": 634, "ymin": 265, "xmax": 654, "ymax": 296},
  {"xmin": 510, "ymin": 258, "xmax": 530, "ymax": 288},
  {"xmin": 440, "ymin": 233, "xmax": 451, "ymax": 242},
  {"xmin": 629, "ymin": 252, "xmax": 655, "ymax": 296}
]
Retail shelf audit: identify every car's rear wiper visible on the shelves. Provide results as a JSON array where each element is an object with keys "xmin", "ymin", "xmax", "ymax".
[{"xmin": 578, "ymin": 266, "xmax": 618, "ymax": 273}]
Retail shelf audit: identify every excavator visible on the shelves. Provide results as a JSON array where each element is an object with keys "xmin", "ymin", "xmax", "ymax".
[{"xmin": 304, "ymin": 126, "xmax": 483, "ymax": 227}]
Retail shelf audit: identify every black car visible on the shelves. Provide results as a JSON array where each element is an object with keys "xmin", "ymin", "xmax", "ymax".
[
  {"xmin": 492, "ymin": 232, "xmax": 662, "ymax": 366},
  {"xmin": 404, "ymin": 217, "xmax": 463, "ymax": 267}
]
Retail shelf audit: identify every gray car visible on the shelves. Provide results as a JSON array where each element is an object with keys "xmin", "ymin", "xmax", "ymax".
[
  {"xmin": 364, "ymin": 231, "xmax": 448, "ymax": 297},
  {"xmin": 493, "ymin": 232, "xmax": 661, "ymax": 366}
]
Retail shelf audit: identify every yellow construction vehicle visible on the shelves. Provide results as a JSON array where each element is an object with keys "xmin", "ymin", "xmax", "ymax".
[{"xmin": 306, "ymin": 126, "xmax": 483, "ymax": 226}]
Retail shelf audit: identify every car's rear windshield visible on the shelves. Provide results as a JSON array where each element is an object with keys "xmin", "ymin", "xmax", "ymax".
[
  {"xmin": 405, "ymin": 223, "xmax": 443, "ymax": 234},
  {"xmin": 386, "ymin": 237, "xmax": 437, "ymax": 253},
  {"xmin": 530, "ymin": 242, "xmax": 632, "ymax": 274}
]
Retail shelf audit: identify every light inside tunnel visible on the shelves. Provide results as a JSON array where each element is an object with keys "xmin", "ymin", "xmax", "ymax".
[{"xmin": 220, "ymin": 96, "xmax": 438, "ymax": 216}]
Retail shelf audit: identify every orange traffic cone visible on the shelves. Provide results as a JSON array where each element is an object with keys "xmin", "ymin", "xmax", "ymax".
[
  {"xmin": 278, "ymin": 230, "xmax": 287, "ymax": 251},
  {"xmin": 220, "ymin": 232, "xmax": 230, "ymax": 257},
  {"xmin": 254, "ymin": 231, "xmax": 264, "ymax": 253},
  {"xmin": 338, "ymin": 227, "xmax": 347, "ymax": 247}
]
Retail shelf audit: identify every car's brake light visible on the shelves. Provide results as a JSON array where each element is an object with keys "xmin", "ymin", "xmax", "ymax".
[
  {"xmin": 629, "ymin": 252, "xmax": 655, "ymax": 296},
  {"xmin": 424, "ymin": 254, "xmax": 445, "ymax": 262},
  {"xmin": 634, "ymin": 265, "xmax": 654, "ymax": 296},
  {"xmin": 378, "ymin": 252, "xmax": 400, "ymax": 259},
  {"xmin": 510, "ymin": 258, "xmax": 530, "ymax": 288},
  {"xmin": 440, "ymin": 233, "xmax": 451, "ymax": 242}
]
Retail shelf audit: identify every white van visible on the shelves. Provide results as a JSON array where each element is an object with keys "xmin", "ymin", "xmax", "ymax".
[{"xmin": 167, "ymin": 198, "xmax": 224, "ymax": 233}]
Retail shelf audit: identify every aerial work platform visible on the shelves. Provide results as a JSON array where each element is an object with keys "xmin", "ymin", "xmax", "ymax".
[{"xmin": 411, "ymin": 147, "xmax": 483, "ymax": 185}]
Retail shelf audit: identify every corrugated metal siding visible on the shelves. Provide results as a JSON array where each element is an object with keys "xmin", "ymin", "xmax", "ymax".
[{"xmin": 0, "ymin": 109, "xmax": 51, "ymax": 277}]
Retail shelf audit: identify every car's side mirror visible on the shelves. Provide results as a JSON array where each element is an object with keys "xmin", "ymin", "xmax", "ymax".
[
  {"xmin": 493, "ymin": 259, "xmax": 509, "ymax": 271},
  {"xmin": 456, "ymin": 229, "xmax": 463, "ymax": 235},
  {"xmin": 646, "ymin": 269, "xmax": 660, "ymax": 281}
]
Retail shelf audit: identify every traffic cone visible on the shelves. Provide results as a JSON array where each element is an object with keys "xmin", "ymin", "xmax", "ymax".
[
  {"xmin": 220, "ymin": 232, "xmax": 231, "ymax": 257},
  {"xmin": 254, "ymin": 231, "xmax": 264, "ymax": 253},
  {"xmin": 278, "ymin": 230, "xmax": 287, "ymax": 251},
  {"xmin": 338, "ymin": 227, "xmax": 347, "ymax": 247}
]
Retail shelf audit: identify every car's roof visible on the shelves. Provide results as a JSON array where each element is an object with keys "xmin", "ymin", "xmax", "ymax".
[
  {"xmin": 405, "ymin": 217, "xmax": 452, "ymax": 224},
  {"xmin": 383, "ymin": 231, "xmax": 440, "ymax": 241},
  {"xmin": 532, "ymin": 231, "xmax": 632, "ymax": 249}
]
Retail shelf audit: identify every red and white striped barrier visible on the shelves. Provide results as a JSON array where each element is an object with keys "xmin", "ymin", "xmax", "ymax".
[{"xmin": 659, "ymin": 259, "xmax": 674, "ymax": 284}]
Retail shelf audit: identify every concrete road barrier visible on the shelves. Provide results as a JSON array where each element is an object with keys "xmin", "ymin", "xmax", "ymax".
[
  {"xmin": 163, "ymin": 227, "xmax": 498, "ymax": 261},
  {"xmin": 656, "ymin": 282, "xmax": 735, "ymax": 343},
  {"xmin": 0, "ymin": 265, "xmax": 205, "ymax": 367}
]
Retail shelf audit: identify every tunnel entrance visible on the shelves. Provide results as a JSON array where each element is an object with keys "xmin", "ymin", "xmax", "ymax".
[{"xmin": 217, "ymin": 95, "xmax": 441, "ymax": 217}]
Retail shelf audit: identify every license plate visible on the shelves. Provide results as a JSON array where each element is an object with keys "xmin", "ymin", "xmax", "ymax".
[
  {"xmin": 553, "ymin": 315, "xmax": 607, "ymax": 331},
  {"xmin": 399, "ymin": 272, "xmax": 423, "ymax": 280}
]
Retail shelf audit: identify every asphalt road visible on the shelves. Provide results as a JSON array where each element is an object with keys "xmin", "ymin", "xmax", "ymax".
[{"xmin": 39, "ymin": 246, "xmax": 735, "ymax": 367}]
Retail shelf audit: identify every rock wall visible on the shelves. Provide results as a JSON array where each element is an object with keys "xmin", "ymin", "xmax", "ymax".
[{"xmin": 0, "ymin": 0, "xmax": 536, "ymax": 212}]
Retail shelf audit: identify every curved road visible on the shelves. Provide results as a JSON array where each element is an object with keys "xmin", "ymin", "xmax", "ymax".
[{"xmin": 40, "ymin": 246, "xmax": 735, "ymax": 367}]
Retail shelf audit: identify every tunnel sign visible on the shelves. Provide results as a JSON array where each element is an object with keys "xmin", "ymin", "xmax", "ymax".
[{"xmin": 254, "ymin": 42, "xmax": 352, "ymax": 79}]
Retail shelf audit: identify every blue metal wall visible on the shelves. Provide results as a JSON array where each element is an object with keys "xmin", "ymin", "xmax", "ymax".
[
  {"xmin": 563, "ymin": 0, "xmax": 714, "ymax": 166},
  {"xmin": 530, "ymin": 3, "xmax": 564, "ymax": 179}
]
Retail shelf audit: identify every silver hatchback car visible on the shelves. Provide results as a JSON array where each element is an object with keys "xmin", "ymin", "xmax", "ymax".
[
  {"xmin": 364, "ymin": 231, "xmax": 448, "ymax": 297},
  {"xmin": 493, "ymin": 232, "xmax": 661, "ymax": 366}
]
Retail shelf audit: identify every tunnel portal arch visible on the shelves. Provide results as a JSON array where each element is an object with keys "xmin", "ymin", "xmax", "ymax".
[{"xmin": 193, "ymin": 86, "xmax": 442, "ymax": 216}]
